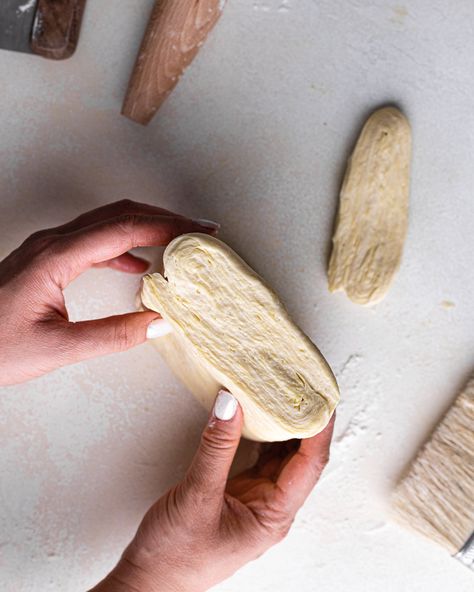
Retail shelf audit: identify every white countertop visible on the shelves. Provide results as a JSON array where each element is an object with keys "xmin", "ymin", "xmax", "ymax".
[{"xmin": 0, "ymin": 1, "xmax": 473, "ymax": 590}]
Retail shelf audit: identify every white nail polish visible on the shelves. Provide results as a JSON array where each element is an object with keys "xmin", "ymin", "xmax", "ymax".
[
  {"xmin": 193, "ymin": 218, "xmax": 221, "ymax": 230},
  {"xmin": 214, "ymin": 389, "xmax": 238, "ymax": 421},
  {"xmin": 146, "ymin": 319, "xmax": 173, "ymax": 339}
]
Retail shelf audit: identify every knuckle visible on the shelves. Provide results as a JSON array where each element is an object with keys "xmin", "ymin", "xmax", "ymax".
[
  {"xmin": 23, "ymin": 234, "xmax": 65, "ymax": 275},
  {"xmin": 24, "ymin": 231, "xmax": 55, "ymax": 253},
  {"xmin": 256, "ymin": 502, "xmax": 294, "ymax": 543},
  {"xmin": 201, "ymin": 426, "xmax": 236, "ymax": 454},
  {"xmin": 113, "ymin": 214, "xmax": 140, "ymax": 246},
  {"xmin": 273, "ymin": 523, "xmax": 292, "ymax": 543},
  {"xmin": 266, "ymin": 516, "xmax": 293, "ymax": 543},
  {"xmin": 10, "ymin": 234, "xmax": 66, "ymax": 290},
  {"xmin": 112, "ymin": 317, "xmax": 135, "ymax": 351},
  {"xmin": 35, "ymin": 238, "xmax": 66, "ymax": 271},
  {"xmin": 115, "ymin": 212, "xmax": 139, "ymax": 229},
  {"xmin": 116, "ymin": 198, "xmax": 136, "ymax": 210}
]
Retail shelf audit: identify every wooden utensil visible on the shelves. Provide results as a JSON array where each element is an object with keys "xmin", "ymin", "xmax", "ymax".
[
  {"xmin": 31, "ymin": 0, "xmax": 87, "ymax": 60},
  {"xmin": 0, "ymin": 0, "xmax": 87, "ymax": 60},
  {"xmin": 122, "ymin": 0, "xmax": 225, "ymax": 125}
]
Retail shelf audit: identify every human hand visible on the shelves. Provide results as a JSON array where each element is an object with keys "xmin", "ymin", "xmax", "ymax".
[
  {"xmin": 0, "ymin": 199, "xmax": 219, "ymax": 386},
  {"xmin": 92, "ymin": 391, "xmax": 335, "ymax": 592}
]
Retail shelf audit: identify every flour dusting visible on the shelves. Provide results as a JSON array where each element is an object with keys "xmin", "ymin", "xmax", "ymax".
[
  {"xmin": 333, "ymin": 354, "xmax": 381, "ymax": 449},
  {"xmin": 253, "ymin": 0, "xmax": 292, "ymax": 12},
  {"xmin": 278, "ymin": 0, "xmax": 292, "ymax": 12},
  {"xmin": 17, "ymin": 0, "xmax": 36, "ymax": 14}
]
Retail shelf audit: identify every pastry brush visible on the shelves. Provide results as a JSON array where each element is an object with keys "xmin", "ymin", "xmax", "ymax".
[{"xmin": 392, "ymin": 374, "xmax": 474, "ymax": 570}]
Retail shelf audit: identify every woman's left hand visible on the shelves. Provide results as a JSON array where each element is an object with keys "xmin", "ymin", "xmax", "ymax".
[{"xmin": 0, "ymin": 199, "xmax": 218, "ymax": 386}]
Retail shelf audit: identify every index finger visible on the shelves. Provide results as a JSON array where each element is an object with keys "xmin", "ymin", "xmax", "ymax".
[
  {"xmin": 48, "ymin": 199, "xmax": 186, "ymax": 235},
  {"xmin": 275, "ymin": 413, "xmax": 336, "ymax": 515},
  {"xmin": 50, "ymin": 214, "xmax": 218, "ymax": 287}
]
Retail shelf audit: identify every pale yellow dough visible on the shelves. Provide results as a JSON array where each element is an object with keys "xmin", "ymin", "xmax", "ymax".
[
  {"xmin": 141, "ymin": 234, "xmax": 339, "ymax": 442},
  {"xmin": 328, "ymin": 107, "xmax": 412, "ymax": 305}
]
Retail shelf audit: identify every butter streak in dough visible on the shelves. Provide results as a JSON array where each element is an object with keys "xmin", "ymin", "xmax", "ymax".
[
  {"xmin": 328, "ymin": 107, "xmax": 412, "ymax": 305},
  {"xmin": 141, "ymin": 234, "xmax": 339, "ymax": 442}
]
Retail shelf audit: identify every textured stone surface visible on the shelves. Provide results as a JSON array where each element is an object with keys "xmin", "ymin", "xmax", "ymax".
[{"xmin": 0, "ymin": 1, "xmax": 473, "ymax": 590}]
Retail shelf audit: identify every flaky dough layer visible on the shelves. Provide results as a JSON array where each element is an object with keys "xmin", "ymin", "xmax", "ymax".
[
  {"xmin": 142, "ymin": 234, "xmax": 339, "ymax": 441},
  {"xmin": 328, "ymin": 107, "xmax": 412, "ymax": 305}
]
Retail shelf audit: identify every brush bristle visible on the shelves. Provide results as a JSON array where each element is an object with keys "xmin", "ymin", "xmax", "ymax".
[{"xmin": 392, "ymin": 375, "xmax": 474, "ymax": 554}]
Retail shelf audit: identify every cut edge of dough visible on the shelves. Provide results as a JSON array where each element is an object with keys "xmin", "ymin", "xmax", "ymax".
[{"xmin": 142, "ymin": 234, "xmax": 339, "ymax": 441}]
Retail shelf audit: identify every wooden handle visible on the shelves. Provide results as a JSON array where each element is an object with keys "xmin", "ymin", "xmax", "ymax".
[
  {"xmin": 30, "ymin": 0, "xmax": 87, "ymax": 60},
  {"xmin": 122, "ymin": 0, "xmax": 224, "ymax": 125}
]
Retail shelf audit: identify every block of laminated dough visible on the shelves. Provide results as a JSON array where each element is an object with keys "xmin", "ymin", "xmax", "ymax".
[
  {"xmin": 141, "ymin": 234, "xmax": 339, "ymax": 442},
  {"xmin": 328, "ymin": 107, "xmax": 412, "ymax": 305}
]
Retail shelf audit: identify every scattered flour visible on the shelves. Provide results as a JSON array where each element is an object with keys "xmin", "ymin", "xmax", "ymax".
[
  {"xmin": 333, "ymin": 354, "xmax": 380, "ymax": 449},
  {"xmin": 253, "ymin": 1, "xmax": 292, "ymax": 12},
  {"xmin": 17, "ymin": 0, "xmax": 36, "ymax": 14}
]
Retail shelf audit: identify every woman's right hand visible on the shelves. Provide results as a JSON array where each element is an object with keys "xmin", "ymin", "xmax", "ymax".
[{"xmin": 92, "ymin": 390, "xmax": 335, "ymax": 592}]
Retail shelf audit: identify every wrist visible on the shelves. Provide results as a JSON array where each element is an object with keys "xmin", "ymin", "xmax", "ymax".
[{"xmin": 90, "ymin": 557, "xmax": 184, "ymax": 592}]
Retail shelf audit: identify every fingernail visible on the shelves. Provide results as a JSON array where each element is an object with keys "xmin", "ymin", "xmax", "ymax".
[
  {"xmin": 146, "ymin": 319, "xmax": 173, "ymax": 339},
  {"xmin": 214, "ymin": 389, "xmax": 238, "ymax": 421},
  {"xmin": 193, "ymin": 218, "xmax": 221, "ymax": 230}
]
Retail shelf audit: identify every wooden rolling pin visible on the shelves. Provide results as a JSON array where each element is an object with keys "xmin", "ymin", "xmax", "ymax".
[{"xmin": 122, "ymin": 0, "xmax": 225, "ymax": 125}]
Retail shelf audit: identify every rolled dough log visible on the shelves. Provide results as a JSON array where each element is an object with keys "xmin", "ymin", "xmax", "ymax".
[
  {"xmin": 141, "ymin": 234, "xmax": 339, "ymax": 442},
  {"xmin": 328, "ymin": 107, "xmax": 412, "ymax": 305}
]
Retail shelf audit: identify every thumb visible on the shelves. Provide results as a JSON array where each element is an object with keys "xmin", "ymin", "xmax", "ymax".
[
  {"xmin": 59, "ymin": 311, "xmax": 171, "ymax": 363},
  {"xmin": 186, "ymin": 390, "xmax": 243, "ymax": 497}
]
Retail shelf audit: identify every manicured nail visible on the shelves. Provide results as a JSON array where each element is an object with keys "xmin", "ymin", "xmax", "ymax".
[
  {"xmin": 214, "ymin": 389, "xmax": 238, "ymax": 421},
  {"xmin": 193, "ymin": 218, "xmax": 220, "ymax": 230},
  {"xmin": 146, "ymin": 319, "xmax": 173, "ymax": 339}
]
